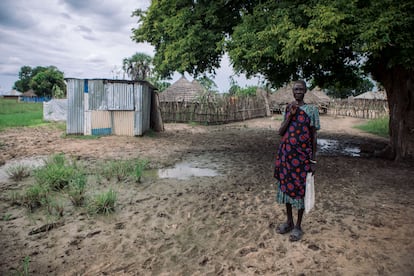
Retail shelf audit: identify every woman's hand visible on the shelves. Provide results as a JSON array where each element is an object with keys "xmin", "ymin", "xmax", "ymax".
[
  {"xmin": 310, "ymin": 163, "xmax": 316, "ymax": 175},
  {"xmin": 290, "ymin": 102, "xmax": 298, "ymax": 116}
]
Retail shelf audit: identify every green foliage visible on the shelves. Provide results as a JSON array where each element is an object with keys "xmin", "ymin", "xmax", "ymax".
[
  {"xmin": 14, "ymin": 65, "xmax": 65, "ymax": 97},
  {"xmin": 67, "ymin": 173, "xmax": 88, "ymax": 206},
  {"xmin": 148, "ymin": 78, "xmax": 171, "ymax": 92},
  {"xmin": 13, "ymin": 65, "xmax": 33, "ymax": 92},
  {"xmin": 355, "ymin": 117, "xmax": 389, "ymax": 138},
  {"xmin": 43, "ymin": 196, "xmax": 65, "ymax": 217},
  {"xmin": 34, "ymin": 154, "xmax": 85, "ymax": 190},
  {"xmin": 133, "ymin": 1, "xmax": 413, "ymax": 88},
  {"xmin": 0, "ymin": 98, "xmax": 44, "ymax": 131},
  {"xmin": 88, "ymin": 189, "xmax": 117, "ymax": 215},
  {"xmin": 29, "ymin": 66, "xmax": 66, "ymax": 98},
  {"xmin": 2, "ymin": 213, "xmax": 12, "ymax": 221},
  {"xmin": 52, "ymin": 84, "xmax": 65, "ymax": 99},
  {"xmin": 6, "ymin": 164, "xmax": 32, "ymax": 181},
  {"xmin": 122, "ymin": 52, "xmax": 153, "ymax": 81},
  {"xmin": 11, "ymin": 256, "xmax": 30, "ymax": 276},
  {"xmin": 99, "ymin": 159, "xmax": 148, "ymax": 183},
  {"xmin": 195, "ymin": 75, "xmax": 218, "ymax": 92},
  {"xmin": 22, "ymin": 183, "xmax": 50, "ymax": 211},
  {"xmin": 132, "ymin": 1, "xmax": 251, "ymax": 78},
  {"xmin": 324, "ymin": 78, "xmax": 375, "ymax": 99}
]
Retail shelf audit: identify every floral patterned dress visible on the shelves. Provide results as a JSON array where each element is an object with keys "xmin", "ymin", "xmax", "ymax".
[{"xmin": 274, "ymin": 104, "xmax": 320, "ymax": 209}]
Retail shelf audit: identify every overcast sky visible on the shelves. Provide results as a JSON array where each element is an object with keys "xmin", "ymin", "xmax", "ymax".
[{"xmin": 0, "ymin": 0, "xmax": 261, "ymax": 94}]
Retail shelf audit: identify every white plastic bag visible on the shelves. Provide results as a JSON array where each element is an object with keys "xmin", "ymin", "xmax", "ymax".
[{"xmin": 305, "ymin": 172, "xmax": 315, "ymax": 214}]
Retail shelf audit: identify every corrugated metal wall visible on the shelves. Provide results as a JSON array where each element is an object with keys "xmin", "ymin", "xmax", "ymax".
[
  {"xmin": 66, "ymin": 79, "xmax": 85, "ymax": 135},
  {"xmin": 66, "ymin": 79, "xmax": 152, "ymax": 136},
  {"xmin": 134, "ymin": 84, "xmax": 151, "ymax": 135}
]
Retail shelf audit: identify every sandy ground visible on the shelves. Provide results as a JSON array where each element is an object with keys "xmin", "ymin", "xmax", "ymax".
[{"xmin": 0, "ymin": 115, "xmax": 413, "ymax": 275}]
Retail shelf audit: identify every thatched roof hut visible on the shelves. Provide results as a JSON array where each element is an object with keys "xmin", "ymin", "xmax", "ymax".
[
  {"xmin": 159, "ymin": 76, "xmax": 204, "ymax": 102},
  {"xmin": 268, "ymin": 84, "xmax": 332, "ymax": 113},
  {"xmin": 22, "ymin": 89, "xmax": 37, "ymax": 97},
  {"xmin": 354, "ymin": 90, "xmax": 387, "ymax": 100}
]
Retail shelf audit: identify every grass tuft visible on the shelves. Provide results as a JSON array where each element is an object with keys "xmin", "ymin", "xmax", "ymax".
[
  {"xmin": 6, "ymin": 164, "xmax": 32, "ymax": 181},
  {"xmin": 34, "ymin": 154, "xmax": 85, "ymax": 190},
  {"xmin": 99, "ymin": 158, "xmax": 148, "ymax": 182},
  {"xmin": 67, "ymin": 174, "xmax": 88, "ymax": 206},
  {"xmin": 21, "ymin": 183, "xmax": 50, "ymax": 211},
  {"xmin": 88, "ymin": 189, "xmax": 117, "ymax": 215}
]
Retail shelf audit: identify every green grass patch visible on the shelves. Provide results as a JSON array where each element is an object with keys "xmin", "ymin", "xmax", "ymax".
[
  {"xmin": 88, "ymin": 189, "xmax": 117, "ymax": 215},
  {"xmin": 0, "ymin": 98, "xmax": 45, "ymax": 130},
  {"xmin": 34, "ymin": 154, "xmax": 85, "ymax": 190},
  {"xmin": 355, "ymin": 117, "xmax": 389, "ymax": 138},
  {"xmin": 99, "ymin": 158, "xmax": 148, "ymax": 183}
]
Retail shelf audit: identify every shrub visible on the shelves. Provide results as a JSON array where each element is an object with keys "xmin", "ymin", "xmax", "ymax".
[
  {"xmin": 6, "ymin": 164, "xmax": 32, "ymax": 181},
  {"xmin": 132, "ymin": 159, "xmax": 148, "ymax": 183},
  {"xmin": 88, "ymin": 189, "xmax": 117, "ymax": 215},
  {"xmin": 43, "ymin": 197, "xmax": 65, "ymax": 217},
  {"xmin": 99, "ymin": 158, "xmax": 148, "ymax": 182},
  {"xmin": 34, "ymin": 154, "xmax": 84, "ymax": 190},
  {"xmin": 22, "ymin": 183, "xmax": 49, "ymax": 211},
  {"xmin": 67, "ymin": 173, "xmax": 87, "ymax": 206}
]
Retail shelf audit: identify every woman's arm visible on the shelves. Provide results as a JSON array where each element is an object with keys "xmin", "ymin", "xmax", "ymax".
[
  {"xmin": 310, "ymin": 126, "xmax": 317, "ymax": 160},
  {"xmin": 278, "ymin": 104, "xmax": 296, "ymax": 136}
]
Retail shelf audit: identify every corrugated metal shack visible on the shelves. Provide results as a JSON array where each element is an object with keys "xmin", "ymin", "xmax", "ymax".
[{"xmin": 66, "ymin": 78, "xmax": 155, "ymax": 136}]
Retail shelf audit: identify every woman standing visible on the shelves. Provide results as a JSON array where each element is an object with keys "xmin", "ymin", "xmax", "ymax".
[{"xmin": 274, "ymin": 80, "xmax": 320, "ymax": 241}]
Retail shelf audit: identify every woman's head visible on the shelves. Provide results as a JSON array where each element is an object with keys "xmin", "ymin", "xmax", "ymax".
[{"xmin": 292, "ymin": 80, "xmax": 307, "ymax": 102}]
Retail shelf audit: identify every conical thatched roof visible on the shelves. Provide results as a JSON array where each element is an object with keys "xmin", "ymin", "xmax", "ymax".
[
  {"xmin": 159, "ymin": 76, "xmax": 204, "ymax": 102},
  {"xmin": 309, "ymin": 86, "xmax": 332, "ymax": 104},
  {"xmin": 354, "ymin": 90, "xmax": 387, "ymax": 100},
  {"xmin": 22, "ymin": 89, "xmax": 37, "ymax": 97},
  {"xmin": 268, "ymin": 84, "xmax": 293, "ymax": 105},
  {"xmin": 269, "ymin": 84, "xmax": 331, "ymax": 105}
]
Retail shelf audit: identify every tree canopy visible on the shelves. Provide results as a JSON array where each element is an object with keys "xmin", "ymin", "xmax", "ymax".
[
  {"xmin": 132, "ymin": 0, "xmax": 414, "ymax": 159},
  {"xmin": 14, "ymin": 66, "xmax": 66, "ymax": 98},
  {"xmin": 122, "ymin": 52, "xmax": 153, "ymax": 81}
]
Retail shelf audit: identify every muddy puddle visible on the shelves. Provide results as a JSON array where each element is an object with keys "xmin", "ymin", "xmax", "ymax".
[
  {"xmin": 0, "ymin": 156, "xmax": 46, "ymax": 182},
  {"xmin": 318, "ymin": 138, "xmax": 361, "ymax": 157},
  {"xmin": 158, "ymin": 161, "xmax": 219, "ymax": 180}
]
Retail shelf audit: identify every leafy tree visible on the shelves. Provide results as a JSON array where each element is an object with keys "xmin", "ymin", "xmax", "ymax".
[
  {"xmin": 14, "ymin": 66, "xmax": 65, "ymax": 97},
  {"xmin": 13, "ymin": 66, "xmax": 33, "ymax": 92},
  {"xmin": 195, "ymin": 75, "xmax": 218, "ymax": 92},
  {"xmin": 324, "ymin": 78, "xmax": 375, "ymax": 99},
  {"xmin": 132, "ymin": 0, "xmax": 414, "ymax": 160},
  {"xmin": 29, "ymin": 66, "xmax": 65, "ymax": 98},
  {"xmin": 122, "ymin": 52, "xmax": 153, "ymax": 81}
]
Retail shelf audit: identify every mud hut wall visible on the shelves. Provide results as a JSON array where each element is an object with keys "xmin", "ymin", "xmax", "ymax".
[
  {"xmin": 159, "ymin": 96, "xmax": 267, "ymax": 124},
  {"xmin": 327, "ymin": 99, "xmax": 389, "ymax": 119}
]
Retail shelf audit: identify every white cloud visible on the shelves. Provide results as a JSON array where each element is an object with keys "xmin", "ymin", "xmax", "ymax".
[{"xmin": 0, "ymin": 0, "xmax": 260, "ymax": 93}]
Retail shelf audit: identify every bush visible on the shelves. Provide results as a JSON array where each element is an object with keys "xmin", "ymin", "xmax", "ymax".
[
  {"xmin": 6, "ymin": 164, "xmax": 31, "ymax": 181},
  {"xmin": 22, "ymin": 183, "xmax": 49, "ymax": 211},
  {"xmin": 34, "ymin": 154, "xmax": 84, "ymax": 190},
  {"xmin": 88, "ymin": 189, "xmax": 117, "ymax": 215},
  {"xmin": 67, "ymin": 174, "xmax": 87, "ymax": 206},
  {"xmin": 99, "ymin": 158, "xmax": 148, "ymax": 182}
]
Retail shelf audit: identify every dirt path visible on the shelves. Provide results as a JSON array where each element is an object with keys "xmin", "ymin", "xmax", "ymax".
[{"xmin": 0, "ymin": 115, "xmax": 413, "ymax": 275}]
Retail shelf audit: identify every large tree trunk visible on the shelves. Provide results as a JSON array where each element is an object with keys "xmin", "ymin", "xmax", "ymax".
[{"xmin": 373, "ymin": 65, "xmax": 414, "ymax": 160}]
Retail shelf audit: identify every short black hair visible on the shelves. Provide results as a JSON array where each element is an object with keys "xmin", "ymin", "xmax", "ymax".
[{"xmin": 293, "ymin": 80, "xmax": 307, "ymax": 91}]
